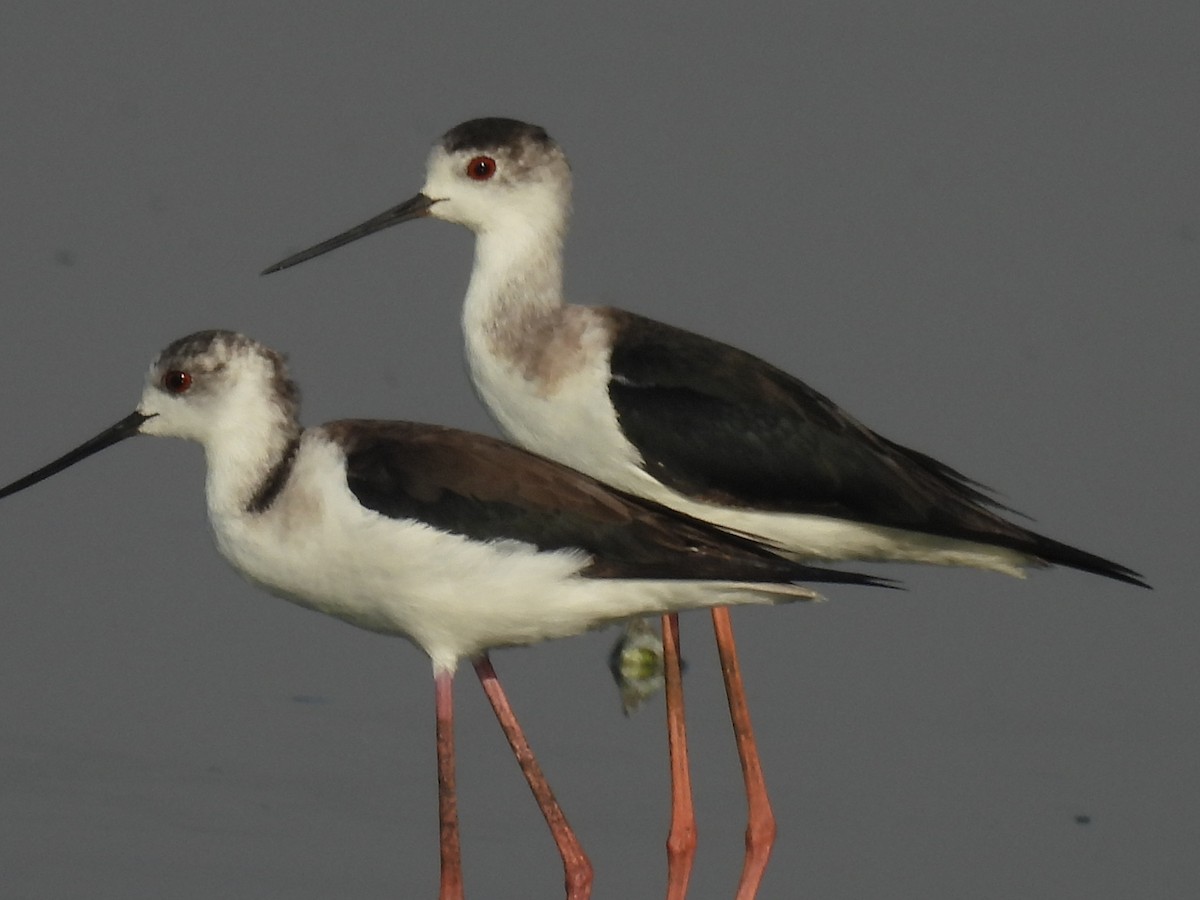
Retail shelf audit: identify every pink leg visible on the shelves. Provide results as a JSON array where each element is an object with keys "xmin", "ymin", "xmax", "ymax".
[
  {"xmin": 434, "ymin": 671, "xmax": 465, "ymax": 900},
  {"xmin": 712, "ymin": 607, "xmax": 776, "ymax": 899},
  {"xmin": 473, "ymin": 655, "xmax": 594, "ymax": 899},
  {"xmin": 661, "ymin": 612, "xmax": 697, "ymax": 899}
]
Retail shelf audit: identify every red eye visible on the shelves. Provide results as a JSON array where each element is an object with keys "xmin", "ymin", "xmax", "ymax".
[
  {"xmin": 466, "ymin": 156, "xmax": 497, "ymax": 181},
  {"xmin": 163, "ymin": 370, "xmax": 193, "ymax": 394}
]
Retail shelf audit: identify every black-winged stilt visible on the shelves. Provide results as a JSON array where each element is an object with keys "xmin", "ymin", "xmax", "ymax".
[{"xmin": 0, "ymin": 329, "xmax": 890, "ymax": 899}]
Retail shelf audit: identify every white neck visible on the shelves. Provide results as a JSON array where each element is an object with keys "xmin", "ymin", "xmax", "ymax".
[
  {"xmin": 202, "ymin": 390, "xmax": 300, "ymax": 521},
  {"xmin": 462, "ymin": 213, "xmax": 567, "ymax": 351}
]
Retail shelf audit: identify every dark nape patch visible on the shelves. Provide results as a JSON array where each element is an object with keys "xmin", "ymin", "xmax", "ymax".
[{"xmin": 247, "ymin": 436, "xmax": 302, "ymax": 514}]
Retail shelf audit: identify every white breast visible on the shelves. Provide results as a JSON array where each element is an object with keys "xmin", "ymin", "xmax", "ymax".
[
  {"xmin": 203, "ymin": 432, "xmax": 809, "ymax": 675},
  {"xmin": 464, "ymin": 308, "xmax": 1034, "ymax": 576}
]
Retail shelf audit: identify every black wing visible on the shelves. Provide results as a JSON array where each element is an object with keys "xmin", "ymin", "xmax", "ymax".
[
  {"xmin": 603, "ymin": 308, "xmax": 1147, "ymax": 587},
  {"xmin": 326, "ymin": 419, "xmax": 889, "ymax": 588}
]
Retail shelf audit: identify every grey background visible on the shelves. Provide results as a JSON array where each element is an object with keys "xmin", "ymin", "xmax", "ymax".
[{"xmin": 1, "ymin": 3, "xmax": 1196, "ymax": 898}]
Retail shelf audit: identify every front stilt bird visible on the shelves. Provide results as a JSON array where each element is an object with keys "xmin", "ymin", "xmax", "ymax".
[
  {"xmin": 263, "ymin": 117, "xmax": 1150, "ymax": 898},
  {"xmin": 0, "ymin": 330, "xmax": 889, "ymax": 899}
]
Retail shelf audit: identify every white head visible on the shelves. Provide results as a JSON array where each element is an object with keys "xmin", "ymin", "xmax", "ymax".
[
  {"xmin": 136, "ymin": 330, "xmax": 299, "ymax": 444},
  {"xmin": 262, "ymin": 118, "xmax": 573, "ymax": 273},
  {"xmin": 419, "ymin": 118, "xmax": 572, "ymax": 236},
  {"xmin": 0, "ymin": 331, "xmax": 300, "ymax": 501}
]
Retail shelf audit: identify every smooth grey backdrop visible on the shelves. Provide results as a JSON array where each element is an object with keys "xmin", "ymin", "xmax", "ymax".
[{"xmin": 1, "ymin": 3, "xmax": 1195, "ymax": 898}]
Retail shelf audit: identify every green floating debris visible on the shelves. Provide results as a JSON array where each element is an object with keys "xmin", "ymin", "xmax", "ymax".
[{"xmin": 608, "ymin": 617, "xmax": 684, "ymax": 716}]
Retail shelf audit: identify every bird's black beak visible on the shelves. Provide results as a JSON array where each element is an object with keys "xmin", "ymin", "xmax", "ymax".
[
  {"xmin": 261, "ymin": 192, "xmax": 438, "ymax": 274},
  {"xmin": 0, "ymin": 411, "xmax": 152, "ymax": 501}
]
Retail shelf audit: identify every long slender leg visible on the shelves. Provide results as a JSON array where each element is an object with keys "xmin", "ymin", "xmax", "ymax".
[
  {"xmin": 473, "ymin": 654, "xmax": 593, "ymax": 899},
  {"xmin": 661, "ymin": 612, "xmax": 696, "ymax": 899},
  {"xmin": 434, "ymin": 670, "xmax": 465, "ymax": 900},
  {"xmin": 711, "ymin": 607, "xmax": 776, "ymax": 899}
]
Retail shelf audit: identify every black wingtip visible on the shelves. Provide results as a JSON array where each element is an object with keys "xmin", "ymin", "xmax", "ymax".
[
  {"xmin": 1087, "ymin": 559, "xmax": 1151, "ymax": 589},
  {"xmin": 1104, "ymin": 567, "xmax": 1152, "ymax": 590},
  {"xmin": 859, "ymin": 574, "xmax": 905, "ymax": 591},
  {"xmin": 797, "ymin": 566, "xmax": 904, "ymax": 591},
  {"xmin": 1025, "ymin": 532, "xmax": 1150, "ymax": 589}
]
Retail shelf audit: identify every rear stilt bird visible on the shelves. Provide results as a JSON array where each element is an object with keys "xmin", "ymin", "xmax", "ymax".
[{"xmin": 263, "ymin": 116, "xmax": 1149, "ymax": 898}]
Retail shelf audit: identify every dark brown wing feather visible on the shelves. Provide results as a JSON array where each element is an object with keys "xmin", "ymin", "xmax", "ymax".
[{"xmin": 323, "ymin": 420, "xmax": 889, "ymax": 588}]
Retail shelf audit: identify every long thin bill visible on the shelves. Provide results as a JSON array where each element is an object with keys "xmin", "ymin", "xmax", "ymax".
[
  {"xmin": 261, "ymin": 192, "xmax": 437, "ymax": 274},
  {"xmin": 0, "ymin": 410, "xmax": 151, "ymax": 500}
]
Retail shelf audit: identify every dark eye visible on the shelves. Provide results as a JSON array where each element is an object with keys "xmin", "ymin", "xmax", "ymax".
[
  {"xmin": 163, "ymin": 370, "xmax": 193, "ymax": 394},
  {"xmin": 466, "ymin": 156, "xmax": 497, "ymax": 181}
]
